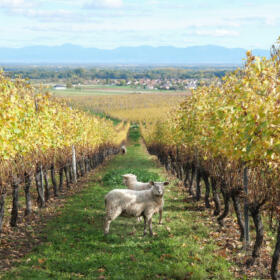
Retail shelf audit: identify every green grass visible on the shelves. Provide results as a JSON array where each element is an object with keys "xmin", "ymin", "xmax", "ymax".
[
  {"xmin": 51, "ymin": 87, "xmax": 158, "ymax": 97},
  {"xmin": 78, "ymin": 108, "xmax": 122, "ymax": 125},
  {"xmin": 51, "ymin": 89, "xmax": 137, "ymax": 96},
  {"xmin": 50, "ymin": 84, "xmax": 183, "ymax": 97},
  {"xmin": 1, "ymin": 127, "xmax": 235, "ymax": 280},
  {"xmin": 80, "ymin": 85, "xmax": 137, "ymax": 90},
  {"xmin": 102, "ymin": 168, "xmax": 159, "ymax": 187}
]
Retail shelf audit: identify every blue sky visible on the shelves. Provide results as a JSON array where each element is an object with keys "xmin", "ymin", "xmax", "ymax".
[{"xmin": 0, "ymin": 0, "xmax": 279, "ymax": 49}]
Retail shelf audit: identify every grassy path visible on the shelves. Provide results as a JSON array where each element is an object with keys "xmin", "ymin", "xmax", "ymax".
[{"xmin": 1, "ymin": 128, "xmax": 235, "ymax": 280}]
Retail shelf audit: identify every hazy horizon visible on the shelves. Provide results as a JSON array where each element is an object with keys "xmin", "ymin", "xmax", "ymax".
[
  {"xmin": 0, "ymin": 44, "xmax": 270, "ymax": 64},
  {"xmin": 0, "ymin": 43, "xmax": 270, "ymax": 51}
]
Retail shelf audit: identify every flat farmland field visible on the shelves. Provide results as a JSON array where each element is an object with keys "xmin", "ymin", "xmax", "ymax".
[
  {"xmin": 50, "ymin": 84, "xmax": 190, "ymax": 122},
  {"xmin": 50, "ymin": 85, "xmax": 188, "ymax": 97},
  {"xmin": 63, "ymin": 93, "xmax": 188, "ymax": 122}
]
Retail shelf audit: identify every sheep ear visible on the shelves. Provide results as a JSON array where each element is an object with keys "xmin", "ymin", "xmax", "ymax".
[
  {"xmin": 149, "ymin": 181, "xmax": 155, "ymax": 186},
  {"xmin": 163, "ymin": 182, "xmax": 169, "ymax": 186}
]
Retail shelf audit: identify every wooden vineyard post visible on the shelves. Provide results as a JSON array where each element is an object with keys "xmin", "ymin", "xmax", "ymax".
[
  {"xmin": 10, "ymin": 178, "xmax": 20, "ymax": 227},
  {"xmin": 35, "ymin": 164, "xmax": 45, "ymax": 208},
  {"xmin": 24, "ymin": 173, "xmax": 32, "ymax": 215},
  {"xmin": 72, "ymin": 145, "xmax": 77, "ymax": 184},
  {"xmin": 243, "ymin": 167, "xmax": 250, "ymax": 251},
  {"xmin": 0, "ymin": 186, "xmax": 6, "ymax": 233}
]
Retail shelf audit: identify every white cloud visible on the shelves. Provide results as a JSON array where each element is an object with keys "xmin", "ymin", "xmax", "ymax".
[
  {"xmin": 21, "ymin": 9, "xmax": 73, "ymax": 20},
  {"xmin": 264, "ymin": 16, "xmax": 279, "ymax": 26},
  {"xmin": 0, "ymin": 0, "xmax": 24, "ymax": 8},
  {"xmin": 0, "ymin": 0, "xmax": 35, "ymax": 9},
  {"xmin": 194, "ymin": 29, "xmax": 240, "ymax": 37},
  {"xmin": 1, "ymin": 7, "xmax": 79, "ymax": 22},
  {"xmin": 85, "ymin": 0, "xmax": 123, "ymax": 9},
  {"xmin": 0, "ymin": 0, "xmax": 278, "ymax": 49}
]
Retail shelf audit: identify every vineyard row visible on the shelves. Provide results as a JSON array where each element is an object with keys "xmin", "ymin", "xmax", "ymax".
[
  {"xmin": 0, "ymin": 73, "xmax": 130, "ymax": 234},
  {"xmin": 141, "ymin": 42, "xmax": 280, "ymax": 279}
]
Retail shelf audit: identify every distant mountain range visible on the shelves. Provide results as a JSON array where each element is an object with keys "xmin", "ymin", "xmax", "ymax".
[{"xmin": 0, "ymin": 44, "xmax": 270, "ymax": 65}]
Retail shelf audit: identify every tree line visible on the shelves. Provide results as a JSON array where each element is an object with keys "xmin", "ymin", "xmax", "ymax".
[{"xmin": 3, "ymin": 67, "xmax": 232, "ymax": 82}]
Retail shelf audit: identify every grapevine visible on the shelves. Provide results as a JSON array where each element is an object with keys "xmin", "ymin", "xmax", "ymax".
[
  {"xmin": 0, "ymin": 73, "xmax": 129, "ymax": 231},
  {"xmin": 141, "ymin": 40, "xmax": 280, "ymax": 278}
]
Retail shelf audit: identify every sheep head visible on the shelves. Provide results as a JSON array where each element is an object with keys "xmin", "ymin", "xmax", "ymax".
[
  {"xmin": 150, "ymin": 181, "xmax": 169, "ymax": 196},
  {"xmin": 122, "ymin": 173, "xmax": 137, "ymax": 185}
]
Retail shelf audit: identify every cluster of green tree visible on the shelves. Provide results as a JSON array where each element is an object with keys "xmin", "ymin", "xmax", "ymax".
[{"xmin": 3, "ymin": 66, "xmax": 233, "ymax": 81}]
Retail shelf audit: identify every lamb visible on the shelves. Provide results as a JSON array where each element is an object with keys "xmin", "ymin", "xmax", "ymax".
[
  {"xmin": 122, "ymin": 173, "xmax": 164, "ymax": 224},
  {"xmin": 122, "ymin": 174, "xmax": 151, "ymax": 191},
  {"xmin": 104, "ymin": 181, "xmax": 169, "ymax": 236}
]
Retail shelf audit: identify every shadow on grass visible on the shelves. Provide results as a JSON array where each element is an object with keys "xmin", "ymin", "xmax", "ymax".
[
  {"xmin": 184, "ymin": 205, "xmax": 206, "ymax": 212},
  {"xmin": 164, "ymin": 205, "xmax": 186, "ymax": 212}
]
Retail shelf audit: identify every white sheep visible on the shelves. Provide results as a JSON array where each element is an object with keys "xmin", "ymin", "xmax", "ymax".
[
  {"xmin": 122, "ymin": 174, "xmax": 164, "ymax": 224},
  {"xmin": 104, "ymin": 181, "xmax": 169, "ymax": 236},
  {"xmin": 122, "ymin": 174, "xmax": 151, "ymax": 191}
]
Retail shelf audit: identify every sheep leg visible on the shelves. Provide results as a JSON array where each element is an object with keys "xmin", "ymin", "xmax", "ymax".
[
  {"xmin": 104, "ymin": 217, "xmax": 112, "ymax": 235},
  {"xmin": 148, "ymin": 218, "xmax": 153, "ymax": 236},
  {"xmin": 104, "ymin": 208, "xmax": 122, "ymax": 235},
  {"xmin": 159, "ymin": 208, "xmax": 163, "ymax": 224},
  {"xmin": 143, "ymin": 216, "xmax": 147, "ymax": 235}
]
